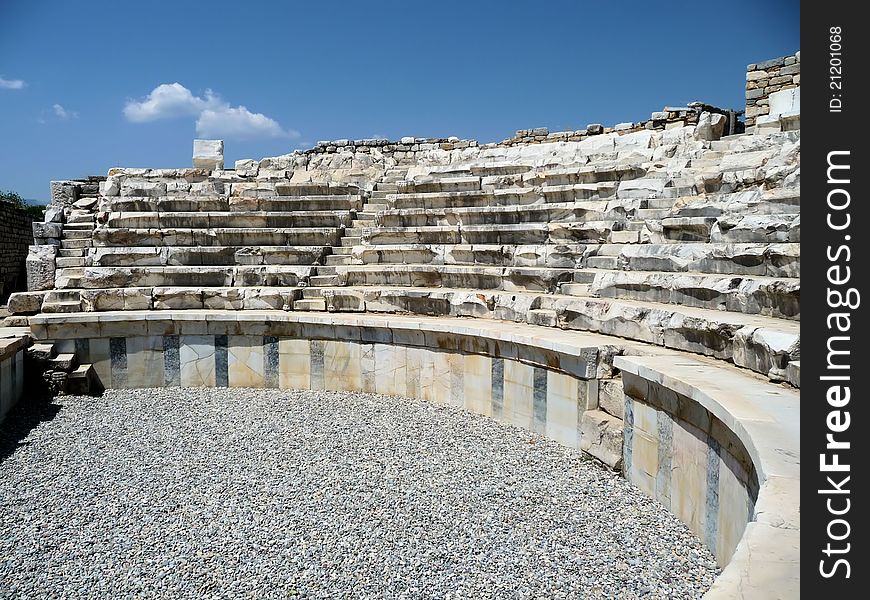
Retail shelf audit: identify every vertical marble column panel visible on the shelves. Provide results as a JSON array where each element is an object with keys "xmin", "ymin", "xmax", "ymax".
[
  {"xmin": 503, "ymin": 360, "xmax": 534, "ymax": 430},
  {"xmin": 126, "ymin": 336, "xmax": 166, "ymax": 388},
  {"xmin": 463, "ymin": 354, "xmax": 492, "ymax": 417},
  {"xmin": 546, "ymin": 371, "xmax": 579, "ymax": 449},
  {"xmin": 323, "ymin": 340, "xmax": 361, "ymax": 392},
  {"xmin": 180, "ymin": 335, "xmax": 216, "ymax": 387},
  {"xmin": 278, "ymin": 338, "xmax": 310, "ymax": 390}
]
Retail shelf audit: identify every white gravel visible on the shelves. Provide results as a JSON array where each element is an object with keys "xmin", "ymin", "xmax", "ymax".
[{"xmin": 0, "ymin": 388, "xmax": 719, "ymax": 599}]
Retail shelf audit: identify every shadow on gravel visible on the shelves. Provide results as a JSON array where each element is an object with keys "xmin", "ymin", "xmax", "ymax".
[{"xmin": 0, "ymin": 396, "xmax": 62, "ymax": 464}]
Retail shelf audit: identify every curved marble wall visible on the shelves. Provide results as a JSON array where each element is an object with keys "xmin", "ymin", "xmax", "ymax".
[{"xmin": 29, "ymin": 310, "xmax": 799, "ymax": 598}]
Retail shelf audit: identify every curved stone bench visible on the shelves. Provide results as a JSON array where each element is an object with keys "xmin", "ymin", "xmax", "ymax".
[
  {"xmin": 615, "ymin": 354, "xmax": 799, "ymax": 599},
  {"xmin": 26, "ymin": 310, "xmax": 799, "ymax": 597}
]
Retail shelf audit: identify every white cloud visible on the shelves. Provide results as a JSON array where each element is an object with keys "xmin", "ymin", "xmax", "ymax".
[
  {"xmin": 123, "ymin": 83, "xmax": 220, "ymax": 122},
  {"xmin": 0, "ymin": 76, "xmax": 26, "ymax": 90},
  {"xmin": 197, "ymin": 106, "xmax": 298, "ymax": 140},
  {"xmin": 124, "ymin": 82, "xmax": 296, "ymax": 140},
  {"xmin": 52, "ymin": 104, "xmax": 78, "ymax": 119}
]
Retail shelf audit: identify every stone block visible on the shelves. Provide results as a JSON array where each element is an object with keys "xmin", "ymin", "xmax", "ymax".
[
  {"xmin": 26, "ymin": 245, "xmax": 57, "ymax": 291},
  {"xmin": 32, "ymin": 221, "xmax": 62, "ymax": 239},
  {"xmin": 7, "ymin": 291, "xmax": 45, "ymax": 314},
  {"xmin": 579, "ymin": 409, "xmax": 623, "ymax": 469},
  {"xmin": 193, "ymin": 139, "xmax": 224, "ymax": 170},
  {"xmin": 768, "ymin": 87, "xmax": 800, "ymax": 117}
]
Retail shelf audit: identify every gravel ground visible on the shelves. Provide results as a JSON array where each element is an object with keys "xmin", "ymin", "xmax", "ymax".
[{"xmin": 0, "ymin": 388, "xmax": 719, "ymax": 599}]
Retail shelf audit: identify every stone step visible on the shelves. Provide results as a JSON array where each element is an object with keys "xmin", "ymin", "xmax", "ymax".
[
  {"xmin": 376, "ymin": 201, "xmax": 629, "ymax": 228},
  {"xmin": 363, "ymin": 223, "xmax": 630, "ymax": 246},
  {"xmin": 334, "ymin": 264, "xmax": 575, "ymax": 293},
  {"xmin": 92, "ymin": 227, "xmax": 342, "ymax": 248},
  {"xmin": 89, "ymin": 246, "xmax": 330, "ymax": 267},
  {"xmin": 66, "ymin": 364, "xmax": 99, "ymax": 395},
  {"xmin": 586, "ymin": 256, "xmax": 618, "ymax": 269},
  {"xmin": 363, "ymin": 203, "xmax": 388, "ymax": 212},
  {"xmin": 56, "ymin": 257, "xmax": 86, "ymax": 268},
  {"xmin": 62, "ymin": 221, "xmax": 96, "ymax": 230},
  {"xmin": 559, "ymin": 283, "xmax": 592, "ymax": 296},
  {"xmin": 309, "ymin": 275, "xmax": 339, "ymax": 287},
  {"xmin": 635, "ymin": 208, "xmax": 672, "ymax": 219},
  {"xmin": 609, "ymin": 230, "xmax": 640, "ymax": 244},
  {"xmin": 58, "ymin": 248, "xmax": 86, "ymax": 258},
  {"xmin": 527, "ymin": 308, "xmax": 558, "ymax": 327},
  {"xmin": 579, "ymin": 268, "xmax": 800, "ymax": 319},
  {"xmin": 28, "ymin": 342, "xmax": 57, "ymax": 360},
  {"xmin": 316, "ymin": 266, "xmax": 338, "ymax": 275},
  {"xmin": 41, "ymin": 301, "xmax": 84, "ymax": 314},
  {"xmin": 612, "ymin": 242, "xmax": 799, "ymax": 277},
  {"xmin": 399, "ymin": 176, "xmax": 481, "ymax": 194},
  {"xmin": 522, "ymin": 164, "xmax": 646, "ymax": 187},
  {"xmin": 293, "ymin": 298, "xmax": 327, "ymax": 311},
  {"xmin": 108, "ymin": 195, "xmax": 364, "ymax": 213},
  {"xmin": 62, "ymin": 229, "xmax": 94, "ymax": 240},
  {"xmin": 60, "ymin": 238, "xmax": 92, "ymax": 249},
  {"xmin": 330, "ymin": 247, "xmax": 353, "ymax": 256},
  {"xmin": 382, "ymin": 188, "xmax": 541, "ymax": 210},
  {"xmin": 105, "ymin": 211, "xmax": 350, "ymax": 229},
  {"xmin": 661, "ymin": 217, "xmax": 719, "ymax": 242},
  {"xmin": 268, "ymin": 284, "xmax": 799, "ymax": 381},
  {"xmin": 709, "ymin": 214, "xmax": 800, "ymax": 244},
  {"xmin": 341, "ymin": 236, "xmax": 361, "ymax": 247},
  {"xmin": 644, "ymin": 198, "xmax": 678, "ymax": 209},
  {"xmin": 61, "ymin": 265, "xmax": 317, "ymax": 290},
  {"xmin": 49, "ymin": 352, "xmax": 78, "ymax": 372},
  {"xmin": 325, "ymin": 255, "xmax": 352, "ymax": 266},
  {"xmin": 301, "ymin": 288, "xmax": 324, "ymax": 299},
  {"xmin": 348, "ymin": 243, "xmax": 588, "ymax": 269}
]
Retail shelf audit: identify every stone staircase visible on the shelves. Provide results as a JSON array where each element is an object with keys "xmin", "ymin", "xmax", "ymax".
[
  {"xmin": 306, "ymin": 167, "xmax": 408, "ymax": 298},
  {"xmin": 26, "ymin": 340, "xmax": 99, "ymax": 395}
]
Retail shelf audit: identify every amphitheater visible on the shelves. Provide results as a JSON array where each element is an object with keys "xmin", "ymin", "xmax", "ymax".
[{"xmin": 1, "ymin": 53, "xmax": 799, "ymax": 598}]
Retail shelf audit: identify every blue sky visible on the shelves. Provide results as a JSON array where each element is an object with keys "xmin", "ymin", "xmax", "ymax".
[{"xmin": 1, "ymin": 0, "xmax": 799, "ymax": 203}]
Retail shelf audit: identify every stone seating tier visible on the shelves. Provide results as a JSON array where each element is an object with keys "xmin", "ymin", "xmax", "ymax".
[{"xmin": 9, "ymin": 284, "xmax": 799, "ymax": 384}]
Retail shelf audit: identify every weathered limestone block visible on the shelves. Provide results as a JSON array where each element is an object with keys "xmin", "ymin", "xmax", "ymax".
[
  {"xmin": 710, "ymin": 214, "xmax": 798, "ymax": 243},
  {"xmin": 100, "ymin": 176, "xmax": 121, "ymax": 196},
  {"xmin": 322, "ymin": 289, "xmax": 366, "ymax": 312},
  {"xmin": 768, "ymin": 87, "xmax": 800, "ymax": 117},
  {"xmin": 203, "ymin": 288, "xmax": 244, "ymax": 310},
  {"xmin": 33, "ymin": 221, "xmax": 62, "ymax": 240},
  {"xmin": 693, "ymin": 111, "xmax": 727, "ymax": 141},
  {"xmin": 597, "ymin": 378, "xmax": 624, "ymax": 419},
  {"xmin": 153, "ymin": 288, "xmax": 204, "ymax": 310},
  {"xmin": 50, "ymin": 181, "xmax": 78, "ymax": 206},
  {"xmin": 242, "ymin": 288, "xmax": 294, "ymax": 311},
  {"xmin": 193, "ymin": 139, "xmax": 224, "ymax": 170},
  {"xmin": 733, "ymin": 326, "xmax": 800, "ymax": 381},
  {"xmin": 44, "ymin": 205, "xmax": 64, "ymax": 223},
  {"xmin": 7, "ymin": 291, "xmax": 46, "ymax": 314},
  {"xmin": 26, "ymin": 245, "xmax": 57, "ymax": 291},
  {"xmin": 579, "ymin": 409, "xmax": 623, "ymax": 469},
  {"xmin": 121, "ymin": 180, "xmax": 167, "ymax": 197}
]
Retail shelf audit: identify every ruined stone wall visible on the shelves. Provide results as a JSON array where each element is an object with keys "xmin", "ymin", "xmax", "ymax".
[
  {"xmin": 745, "ymin": 52, "xmax": 800, "ymax": 127},
  {"xmin": 0, "ymin": 201, "xmax": 34, "ymax": 302},
  {"xmin": 284, "ymin": 102, "xmax": 735, "ymax": 166}
]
